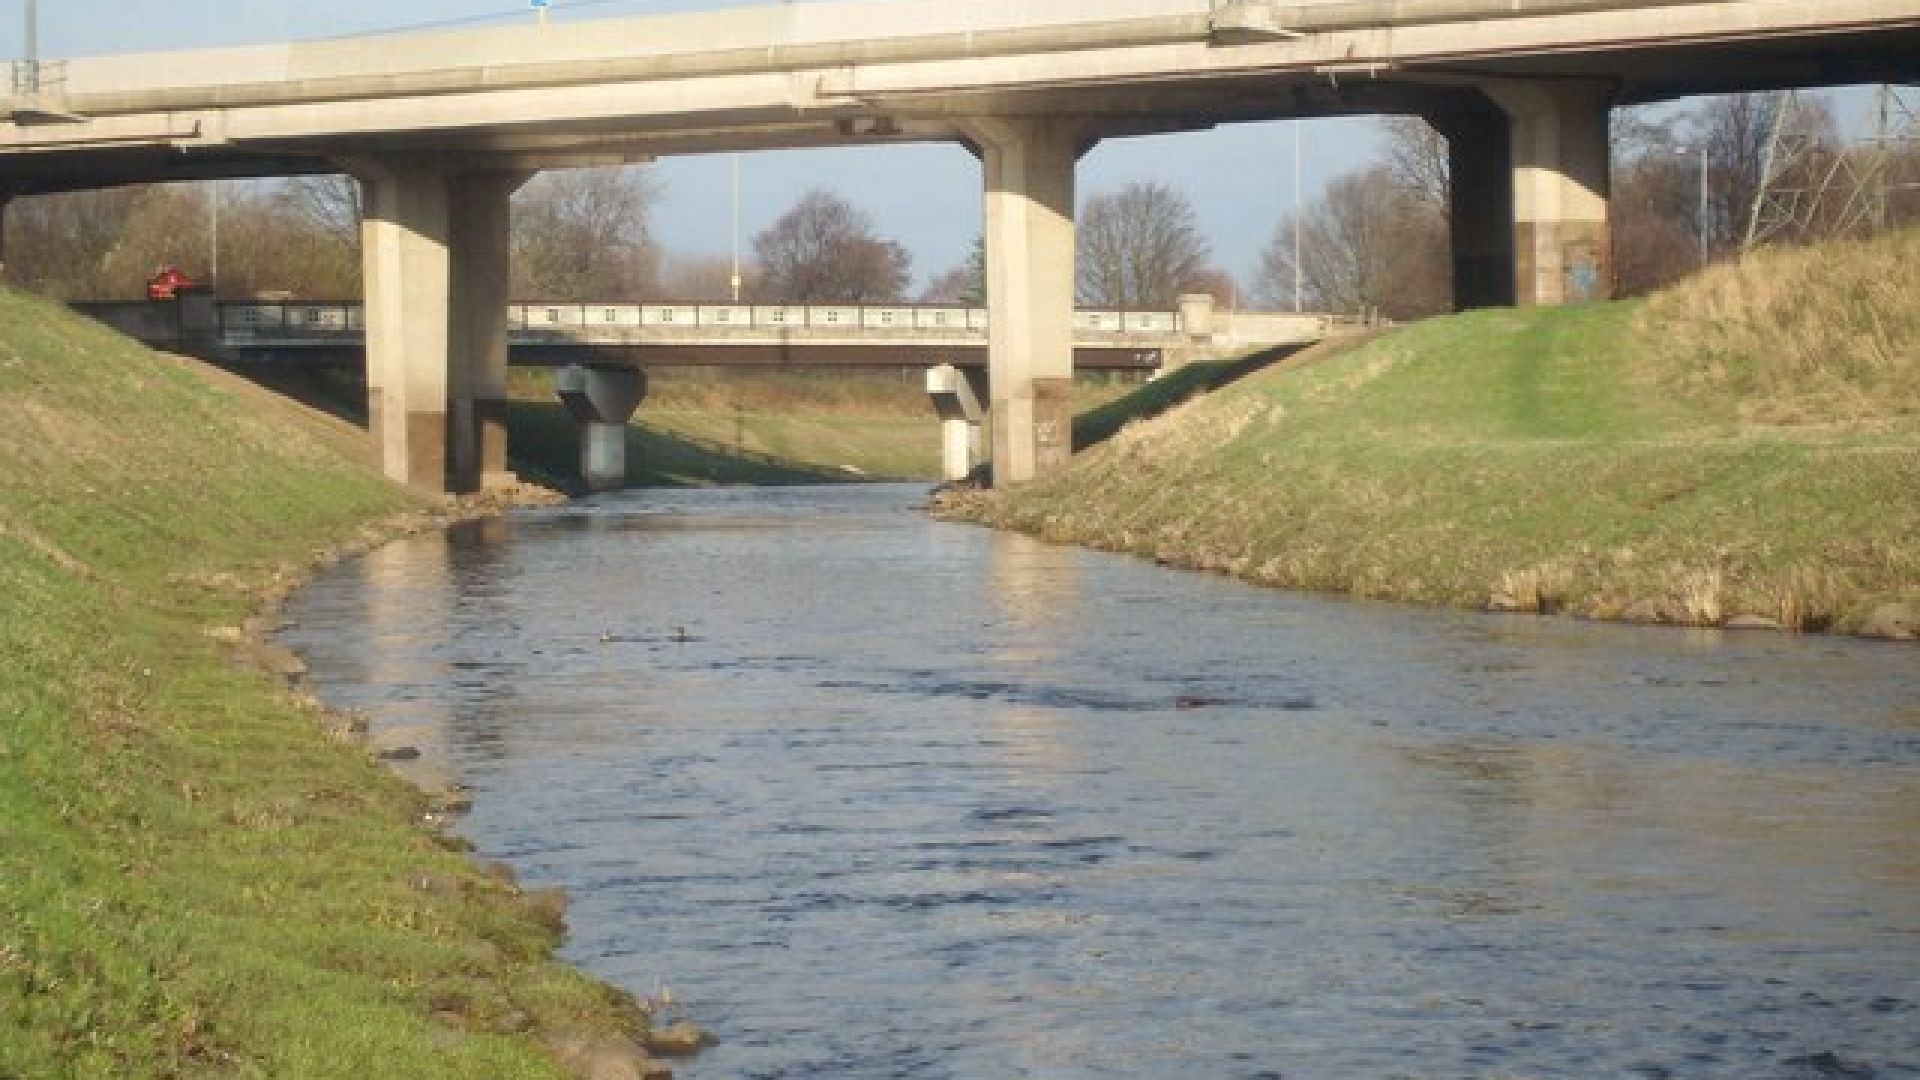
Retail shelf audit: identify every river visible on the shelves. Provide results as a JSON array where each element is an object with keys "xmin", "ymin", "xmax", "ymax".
[{"xmin": 281, "ymin": 484, "xmax": 1920, "ymax": 1080}]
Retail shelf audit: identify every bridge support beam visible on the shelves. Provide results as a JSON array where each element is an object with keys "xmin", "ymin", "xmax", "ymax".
[
  {"xmin": 358, "ymin": 164, "xmax": 524, "ymax": 494},
  {"xmin": 556, "ymin": 364, "xmax": 647, "ymax": 493},
  {"xmin": 926, "ymin": 363, "xmax": 988, "ymax": 483},
  {"xmin": 966, "ymin": 117, "xmax": 1090, "ymax": 486},
  {"xmin": 1485, "ymin": 81, "xmax": 1614, "ymax": 306}
]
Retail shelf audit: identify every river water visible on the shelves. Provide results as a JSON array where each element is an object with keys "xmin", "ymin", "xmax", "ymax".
[{"xmin": 281, "ymin": 484, "xmax": 1920, "ymax": 1080}]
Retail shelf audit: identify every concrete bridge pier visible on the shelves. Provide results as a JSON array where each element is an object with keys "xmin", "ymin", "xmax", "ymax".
[
  {"xmin": 447, "ymin": 171, "xmax": 526, "ymax": 492},
  {"xmin": 1432, "ymin": 82, "xmax": 1613, "ymax": 309},
  {"xmin": 1429, "ymin": 97, "xmax": 1516, "ymax": 309},
  {"xmin": 357, "ymin": 163, "xmax": 525, "ymax": 494},
  {"xmin": 925, "ymin": 363, "xmax": 989, "ymax": 482},
  {"xmin": 1486, "ymin": 81, "xmax": 1615, "ymax": 306},
  {"xmin": 965, "ymin": 116, "xmax": 1091, "ymax": 486},
  {"xmin": 556, "ymin": 364, "xmax": 647, "ymax": 492}
]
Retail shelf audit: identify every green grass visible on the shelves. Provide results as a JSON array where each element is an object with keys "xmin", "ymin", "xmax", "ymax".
[
  {"xmin": 505, "ymin": 400, "xmax": 939, "ymax": 489},
  {"xmin": 952, "ymin": 233, "xmax": 1920, "ymax": 633},
  {"xmin": 0, "ymin": 289, "xmax": 642, "ymax": 1078}
]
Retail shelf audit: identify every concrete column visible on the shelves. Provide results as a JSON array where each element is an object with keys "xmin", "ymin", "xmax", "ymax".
[
  {"xmin": 555, "ymin": 364, "xmax": 647, "ymax": 493},
  {"xmin": 1485, "ymin": 81, "xmax": 1614, "ymax": 306},
  {"xmin": 447, "ymin": 171, "xmax": 525, "ymax": 493},
  {"xmin": 925, "ymin": 362, "xmax": 989, "ymax": 482},
  {"xmin": 964, "ymin": 116, "xmax": 1090, "ymax": 486},
  {"xmin": 359, "ymin": 167, "xmax": 452, "ymax": 492},
  {"xmin": 1428, "ymin": 99, "xmax": 1515, "ymax": 309}
]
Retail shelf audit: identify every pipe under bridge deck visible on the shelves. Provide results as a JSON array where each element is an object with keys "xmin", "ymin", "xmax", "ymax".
[{"xmin": 76, "ymin": 299, "xmax": 1329, "ymax": 371}]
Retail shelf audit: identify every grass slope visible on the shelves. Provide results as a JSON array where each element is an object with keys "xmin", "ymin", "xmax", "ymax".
[
  {"xmin": 955, "ymin": 229, "xmax": 1920, "ymax": 633},
  {"xmin": 0, "ymin": 290, "xmax": 639, "ymax": 1078}
]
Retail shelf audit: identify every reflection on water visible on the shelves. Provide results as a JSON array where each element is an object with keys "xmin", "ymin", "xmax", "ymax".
[{"xmin": 282, "ymin": 485, "xmax": 1920, "ymax": 1080}]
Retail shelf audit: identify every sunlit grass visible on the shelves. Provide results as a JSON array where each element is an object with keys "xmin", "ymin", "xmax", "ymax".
[
  {"xmin": 0, "ymin": 289, "xmax": 639, "ymax": 1078},
  {"xmin": 957, "ymin": 230, "xmax": 1920, "ymax": 633}
]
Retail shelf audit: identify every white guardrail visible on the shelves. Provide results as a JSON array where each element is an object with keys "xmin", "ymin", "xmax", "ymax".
[{"xmin": 214, "ymin": 303, "xmax": 1185, "ymax": 337}]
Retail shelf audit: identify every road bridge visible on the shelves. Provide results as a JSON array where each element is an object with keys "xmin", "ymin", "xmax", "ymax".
[
  {"xmin": 75, "ymin": 297, "xmax": 1323, "ymax": 371},
  {"xmin": 75, "ymin": 294, "xmax": 1325, "ymax": 487},
  {"xmin": 6, "ymin": 0, "xmax": 1916, "ymax": 491}
]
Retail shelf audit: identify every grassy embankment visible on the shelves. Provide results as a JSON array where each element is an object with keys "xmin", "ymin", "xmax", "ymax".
[
  {"xmin": 0, "ymin": 289, "xmax": 655, "ymax": 1077},
  {"xmin": 504, "ymin": 368, "xmax": 1137, "ymax": 491},
  {"xmin": 946, "ymin": 227, "xmax": 1920, "ymax": 634}
]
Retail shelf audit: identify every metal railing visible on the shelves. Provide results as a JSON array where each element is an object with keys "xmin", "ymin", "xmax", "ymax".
[{"xmin": 213, "ymin": 302, "xmax": 1185, "ymax": 339}]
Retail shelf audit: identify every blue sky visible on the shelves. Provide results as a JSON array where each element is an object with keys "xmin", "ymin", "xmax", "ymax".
[{"xmin": 5, "ymin": 0, "xmax": 1386, "ymax": 293}]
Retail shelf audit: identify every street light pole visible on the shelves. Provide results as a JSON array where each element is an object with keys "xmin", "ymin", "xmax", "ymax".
[
  {"xmin": 23, "ymin": 0, "xmax": 38, "ymax": 94},
  {"xmin": 208, "ymin": 181, "xmax": 220, "ymax": 294},
  {"xmin": 729, "ymin": 154, "xmax": 742, "ymax": 303},
  {"xmin": 1292, "ymin": 121, "xmax": 1303, "ymax": 313},
  {"xmin": 1697, "ymin": 144, "xmax": 1709, "ymax": 268}
]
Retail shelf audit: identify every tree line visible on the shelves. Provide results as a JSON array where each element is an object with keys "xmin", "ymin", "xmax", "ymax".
[{"xmin": 6, "ymin": 90, "xmax": 1913, "ymax": 316}]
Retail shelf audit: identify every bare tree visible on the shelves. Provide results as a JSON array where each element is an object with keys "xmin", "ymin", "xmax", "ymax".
[
  {"xmin": 920, "ymin": 234, "xmax": 984, "ymax": 304},
  {"xmin": 8, "ymin": 187, "xmax": 154, "ymax": 299},
  {"xmin": 752, "ymin": 188, "xmax": 911, "ymax": 303},
  {"xmin": 658, "ymin": 252, "xmax": 759, "ymax": 303},
  {"xmin": 1255, "ymin": 167, "xmax": 1448, "ymax": 320},
  {"xmin": 1694, "ymin": 91, "xmax": 1837, "ymax": 252},
  {"xmin": 286, "ymin": 174, "xmax": 362, "ymax": 252},
  {"xmin": 1076, "ymin": 181, "xmax": 1212, "ymax": 308},
  {"xmin": 513, "ymin": 164, "xmax": 662, "ymax": 301},
  {"xmin": 1381, "ymin": 115, "xmax": 1450, "ymax": 210}
]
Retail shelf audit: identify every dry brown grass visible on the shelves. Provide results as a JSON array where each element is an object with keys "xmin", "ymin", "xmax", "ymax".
[{"xmin": 1636, "ymin": 225, "xmax": 1920, "ymax": 428}]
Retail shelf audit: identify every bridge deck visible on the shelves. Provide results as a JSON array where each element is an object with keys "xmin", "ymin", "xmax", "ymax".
[{"xmin": 74, "ymin": 300, "xmax": 1327, "ymax": 371}]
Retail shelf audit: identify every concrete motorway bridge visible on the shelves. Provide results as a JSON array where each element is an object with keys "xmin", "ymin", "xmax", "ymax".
[{"xmin": 4, "ymin": 0, "xmax": 1916, "ymax": 492}]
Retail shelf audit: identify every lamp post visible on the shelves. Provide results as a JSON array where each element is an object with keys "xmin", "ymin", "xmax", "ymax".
[
  {"xmin": 208, "ymin": 180, "xmax": 219, "ymax": 295},
  {"xmin": 22, "ymin": 0, "xmax": 38, "ymax": 95},
  {"xmin": 1695, "ymin": 143, "xmax": 1708, "ymax": 268},
  {"xmin": 730, "ymin": 154, "xmax": 742, "ymax": 303},
  {"xmin": 1292, "ymin": 121, "xmax": 1303, "ymax": 312},
  {"xmin": 1675, "ymin": 142, "xmax": 1708, "ymax": 268}
]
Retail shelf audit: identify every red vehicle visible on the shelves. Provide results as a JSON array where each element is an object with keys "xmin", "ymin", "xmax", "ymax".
[{"xmin": 145, "ymin": 265, "xmax": 195, "ymax": 301}]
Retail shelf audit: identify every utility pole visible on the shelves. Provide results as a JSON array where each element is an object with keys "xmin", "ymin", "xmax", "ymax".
[
  {"xmin": 208, "ymin": 181, "xmax": 220, "ymax": 294},
  {"xmin": 22, "ymin": 0, "xmax": 38, "ymax": 95},
  {"xmin": 1696, "ymin": 144, "xmax": 1708, "ymax": 267},
  {"xmin": 1292, "ymin": 122, "xmax": 1303, "ymax": 312},
  {"xmin": 730, "ymin": 154, "xmax": 742, "ymax": 303}
]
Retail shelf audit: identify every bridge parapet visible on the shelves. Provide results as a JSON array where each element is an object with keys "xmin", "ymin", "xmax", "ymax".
[{"xmin": 75, "ymin": 300, "xmax": 1321, "ymax": 368}]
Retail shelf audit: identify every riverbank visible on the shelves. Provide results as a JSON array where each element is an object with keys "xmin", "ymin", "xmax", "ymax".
[
  {"xmin": 938, "ymin": 227, "xmax": 1920, "ymax": 638},
  {"xmin": 0, "ymin": 288, "xmax": 680, "ymax": 1078}
]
